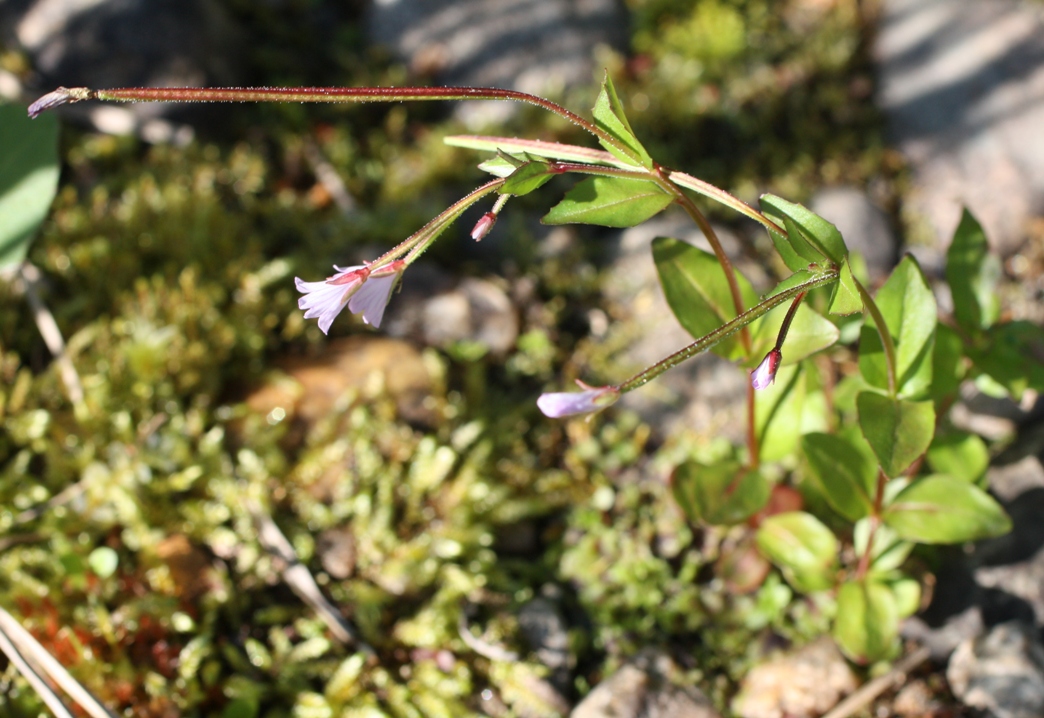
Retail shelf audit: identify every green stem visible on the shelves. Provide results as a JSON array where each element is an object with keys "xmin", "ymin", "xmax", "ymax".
[
  {"xmin": 854, "ymin": 277, "xmax": 898, "ymax": 396},
  {"xmin": 855, "ymin": 468, "xmax": 889, "ymax": 580},
  {"xmin": 668, "ymin": 170, "xmax": 784, "ymax": 235},
  {"xmin": 617, "ymin": 269, "xmax": 838, "ymax": 393}
]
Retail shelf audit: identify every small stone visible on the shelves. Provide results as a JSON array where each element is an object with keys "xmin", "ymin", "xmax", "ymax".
[
  {"xmin": 420, "ymin": 278, "xmax": 519, "ymax": 355},
  {"xmin": 947, "ymin": 621, "xmax": 1044, "ymax": 718},
  {"xmin": 734, "ymin": 638, "xmax": 858, "ymax": 718},
  {"xmin": 892, "ymin": 679, "xmax": 941, "ymax": 717},
  {"xmin": 811, "ymin": 186, "xmax": 897, "ymax": 280},
  {"xmin": 155, "ymin": 534, "xmax": 213, "ymax": 601},
  {"xmin": 571, "ymin": 650, "xmax": 719, "ymax": 718},
  {"xmin": 989, "ymin": 455, "xmax": 1044, "ymax": 503},
  {"xmin": 317, "ymin": 527, "xmax": 356, "ymax": 580}
]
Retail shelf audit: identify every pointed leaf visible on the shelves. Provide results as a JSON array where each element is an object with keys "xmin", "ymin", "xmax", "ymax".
[
  {"xmin": 592, "ymin": 72, "xmax": 653, "ymax": 168},
  {"xmin": 970, "ymin": 321, "xmax": 1044, "ymax": 399},
  {"xmin": 930, "ymin": 324, "xmax": 965, "ymax": 400},
  {"xmin": 884, "ymin": 475, "xmax": 1011, "ymax": 543},
  {"xmin": 828, "ymin": 259, "xmax": 862, "ymax": 315},
  {"xmin": 834, "ymin": 580, "xmax": 899, "ymax": 664},
  {"xmin": 802, "ymin": 433, "xmax": 876, "ymax": 520},
  {"xmin": 859, "ymin": 256, "xmax": 937, "ymax": 398},
  {"xmin": 946, "ymin": 209, "xmax": 1000, "ymax": 333},
  {"xmin": 672, "ymin": 460, "xmax": 770, "ymax": 526},
  {"xmin": 853, "ymin": 520, "xmax": 913, "ymax": 574},
  {"xmin": 0, "ymin": 104, "xmax": 60, "ymax": 269},
  {"xmin": 767, "ymin": 224, "xmax": 808, "ymax": 272},
  {"xmin": 652, "ymin": 237, "xmax": 758, "ymax": 360},
  {"xmin": 543, "ymin": 176, "xmax": 672, "ymax": 228},
  {"xmin": 760, "ymin": 194, "xmax": 848, "ymax": 264},
  {"xmin": 446, "ymin": 134, "xmax": 626, "ymax": 167},
  {"xmin": 857, "ymin": 392, "xmax": 935, "ymax": 477},
  {"xmin": 500, "ymin": 160, "xmax": 556, "ymax": 196},
  {"xmin": 756, "ymin": 511, "xmax": 838, "ymax": 593}
]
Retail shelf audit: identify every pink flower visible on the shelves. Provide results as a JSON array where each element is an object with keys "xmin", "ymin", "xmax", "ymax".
[
  {"xmin": 750, "ymin": 349, "xmax": 782, "ymax": 390},
  {"xmin": 295, "ymin": 265, "xmax": 370, "ymax": 334},
  {"xmin": 347, "ymin": 260, "xmax": 405, "ymax": 328},
  {"xmin": 471, "ymin": 212, "xmax": 497, "ymax": 241},
  {"xmin": 537, "ymin": 381, "xmax": 620, "ymax": 418}
]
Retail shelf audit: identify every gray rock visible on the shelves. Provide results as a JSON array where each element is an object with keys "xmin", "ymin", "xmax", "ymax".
[
  {"xmin": 419, "ymin": 277, "xmax": 519, "ymax": 355},
  {"xmin": 733, "ymin": 638, "xmax": 858, "ymax": 718},
  {"xmin": 989, "ymin": 455, "xmax": 1044, "ymax": 503},
  {"xmin": 365, "ymin": 0, "xmax": 629, "ymax": 127},
  {"xmin": 874, "ymin": 0, "xmax": 1044, "ymax": 255},
  {"xmin": 948, "ymin": 621, "xmax": 1044, "ymax": 718},
  {"xmin": 571, "ymin": 649, "xmax": 719, "ymax": 718},
  {"xmin": 811, "ymin": 186, "xmax": 897, "ymax": 280},
  {"xmin": 518, "ymin": 595, "xmax": 572, "ymax": 691}
]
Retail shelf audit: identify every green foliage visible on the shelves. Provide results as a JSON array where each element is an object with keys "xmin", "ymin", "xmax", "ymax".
[
  {"xmin": 672, "ymin": 460, "xmax": 769, "ymax": 525},
  {"xmin": 884, "ymin": 476, "xmax": 1011, "ymax": 544},
  {"xmin": 542, "ymin": 176, "xmax": 673, "ymax": 227},
  {"xmin": 591, "ymin": 72, "xmax": 654, "ymax": 169},
  {"xmin": 0, "ymin": 103, "xmax": 59, "ymax": 269},
  {"xmin": 756, "ymin": 512, "xmax": 838, "ymax": 593}
]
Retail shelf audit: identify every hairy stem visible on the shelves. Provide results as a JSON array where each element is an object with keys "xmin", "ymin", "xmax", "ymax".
[{"xmin": 617, "ymin": 269, "xmax": 838, "ymax": 394}]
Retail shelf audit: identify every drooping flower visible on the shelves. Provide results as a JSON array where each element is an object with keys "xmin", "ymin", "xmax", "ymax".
[
  {"xmin": 537, "ymin": 381, "xmax": 620, "ymax": 418},
  {"xmin": 470, "ymin": 212, "xmax": 497, "ymax": 241},
  {"xmin": 750, "ymin": 349, "xmax": 782, "ymax": 390},
  {"xmin": 295, "ymin": 265, "xmax": 370, "ymax": 334},
  {"xmin": 347, "ymin": 260, "xmax": 405, "ymax": 328}
]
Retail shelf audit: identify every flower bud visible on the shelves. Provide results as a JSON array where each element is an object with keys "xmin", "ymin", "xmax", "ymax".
[
  {"xmin": 537, "ymin": 381, "xmax": 620, "ymax": 418},
  {"xmin": 750, "ymin": 349, "xmax": 782, "ymax": 390},
  {"xmin": 470, "ymin": 212, "xmax": 497, "ymax": 241}
]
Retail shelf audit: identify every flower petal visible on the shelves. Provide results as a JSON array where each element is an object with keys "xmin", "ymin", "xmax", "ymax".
[
  {"xmin": 348, "ymin": 273, "xmax": 399, "ymax": 328},
  {"xmin": 296, "ymin": 265, "xmax": 367, "ymax": 334},
  {"xmin": 750, "ymin": 349, "xmax": 782, "ymax": 390},
  {"xmin": 537, "ymin": 385, "xmax": 619, "ymax": 418}
]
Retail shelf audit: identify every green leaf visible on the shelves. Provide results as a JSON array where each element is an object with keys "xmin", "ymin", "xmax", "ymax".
[
  {"xmin": 446, "ymin": 134, "xmax": 628, "ymax": 167},
  {"xmin": 857, "ymin": 392, "xmax": 935, "ymax": 478},
  {"xmin": 591, "ymin": 72, "xmax": 653, "ymax": 169},
  {"xmin": 930, "ymin": 324, "xmax": 965, "ymax": 400},
  {"xmin": 543, "ymin": 176, "xmax": 673, "ymax": 228},
  {"xmin": 884, "ymin": 475, "xmax": 1011, "ymax": 543},
  {"xmin": 926, "ymin": 431, "xmax": 989, "ymax": 484},
  {"xmin": 970, "ymin": 321, "xmax": 1044, "ymax": 399},
  {"xmin": 802, "ymin": 433, "xmax": 876, "ymax": 520},
  {"xmin": 0, "ymin": 103, "xmax": 60, "ymax": 269},
  {"xmin": 858, "ymin": 256, "xmax": 937, "ymax": 398},
  {"xmin": 777, "ymin": 214, "xmax": 824, "ymax": 264},
  {"xmin": 890, "ymin": 578, "xmax": 921, "ymax": 619},
  {"xmin": 760, "ymin": 194, "xmax": 848, "ymax": 264},
  {"xmin": 756, "ymin": 511, "xmax": 838, "ymax": 593},
  {"xmin": 500, "ymin": 160, "xmax": 556, "ymax": 196},
  {"xmin": 833, "ymin": 580, "xmax": 899, "ymax": 664},
  {"xmin": 652, "ymin": 237, "xmax": 758, "ymax": 360},
  {"xmin": 749, "ymin": 303, "xmax": 839, "ymax": 367},
  {"xmin": 853, "ymin": 520, "xmax": 913, "ymax": 574},
  {"xmin": 946, "ymin": 209, "xmax": 1000, "ymax": 333},
  {"xmin": 672, "ymin": 460, "xmax": 770, "ymax": 526},
  {"xmin": 767, "ymin": 225, "xmax": 807, "ymax": 272},
  {"xmin": 756, "ymin": 364, "xmax": 829, "ymax": 463},
  {"xmin": 828, "ymin": 259, "xmax": 862, "ymax": 315}
]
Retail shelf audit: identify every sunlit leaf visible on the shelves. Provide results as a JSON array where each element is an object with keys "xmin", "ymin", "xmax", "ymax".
[
  {"xmin": 834, "ymin": 580, "xmax": 899, "ymax": 664},
  {"xmin": 500, "ymin": 160, "xmax": 556, "ymax": 196},
  {"xmin": 543, "ymin": 176, "xmax": 673, "ymax": 227},
  {"xmin": 749, "ymin": 302, "xmax": 839, "ymax": 367},
  {"xmin": 756, "ymin": 511, "xmax": 838, "ymax": 593},
  {"xmin": 926, "ymin": 431, "xmax": 989, "ymax": 484},
  {"xmin": 591, "ymin": 72, "xmax": 653, "ymax": 169},
  {"xmin": 857, "ymin": 392, "xmax": 934, "ymax": 478},
  {"xmin": 946, "ymin": 209, "xmax": 1000, "ymax": 333},
  {"xmin": 828, "ymin": 259, "xmax": 862, "ymax": 315},
  {"xmin": 0, "ymin": 103, "xmax": 60, "ymax": 269},
  {"xmin": 652, "ymin": 237, "xmax": 758, "ymax": 360},
  {"xmin": 760, "ymin": 194, "xmax": 848, "ymax": 265},
  {"xmin": 884, "ymin": 475, "xmax": 1011, "ymax": 543},
  {"xmin": 802, "ymin": 433, "xmax": 876, "ymax": 521}
]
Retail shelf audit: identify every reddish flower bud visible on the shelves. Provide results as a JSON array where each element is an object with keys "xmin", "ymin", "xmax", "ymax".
[
  {"xmin": 470, "ymin": 212, "xmax": 497, "ymax": 241},
  {"xmin": 750, "ymin": 349, "xmax": 782, "ymax": 390}
]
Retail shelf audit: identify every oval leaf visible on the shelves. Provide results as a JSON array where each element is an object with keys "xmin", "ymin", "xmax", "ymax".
[
  {"xmin": 760, "ymin": 194, "xmax": 848, "ymax": 265},
  {"xmin": 653, "ymin": 237, "xmax": 758, "ymax": 360},
  {"xmin": 946, "ymin": 209, "xmax": 1000, "ymax": 333},
  {"xmin": 756, "ymin": 511, "xmax": 838, "ymax": 593},
  {"xmin": 857, "ymin": 392, "xmax": 935, "ymax": 478},
  {"xmin": 543, "ymin": 176, "xmax": 673, "ymax": 228},
  {"xmin": 672, "ymin": 460, "xmax": 770, "ymax": 526},
  {"xmin": 802, "ymin": 433, "xmax": 876, "ymax": 520},
  {"xmin": 750, "ymin": 302, "xmax": 839, "ymax": 367},
  {"xmin": 834, "ymin": 580, "xmax": 899, "ymax": 664},
  {"xmin": 0, "ymin": 104, "xmax": 60, "ymax": 269},
  {"xmin": 592, "ymin": 72, "xmax": 653, "ymax": 169},
  {"xmin": 884, "ymin": 475, "xmax": 1012, "ymax": 543},
  {"xmin": 926, "ymin": 431, "xmax": 989, "ymax": 484},
  {"xmin": 500, "ymin": 160, "xmax": 556, "ymax": 196},
  {"xmin": 828, "ymin": 259, "xmax": 862, "ymax": 315}
]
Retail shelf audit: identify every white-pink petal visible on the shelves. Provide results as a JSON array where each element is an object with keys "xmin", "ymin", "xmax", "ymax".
[
  {"xmin": 750, "ymin": 349, "xmax": 782, "ymax": 390},
  {"xmin": 296, "ymin": 265, "xmax": 367, "ymax": 334},
  {"xmin": 347, "ymin": 273, "xmax": 399, "ymax": 328},
  {"xmin": 537, "ymin": 385, "xmax": 619, "ymax": 418}
]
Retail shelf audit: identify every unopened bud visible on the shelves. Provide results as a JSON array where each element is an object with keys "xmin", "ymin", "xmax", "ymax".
[
  {"xmin": 471, "ymin": 212, "xmax": 497, "ymax": 241},
  {"xmin": 750, "ymin": 349, "xmax": 782, "ymax": 390}
]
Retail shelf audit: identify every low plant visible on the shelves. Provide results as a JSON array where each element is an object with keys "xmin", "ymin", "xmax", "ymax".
[{"xmin": 8, "ymin": 69, "xmax": 1042, "ymax": 710}]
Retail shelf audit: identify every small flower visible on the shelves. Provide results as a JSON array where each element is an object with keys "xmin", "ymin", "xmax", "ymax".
[
  {"xmin": 750, "ymin": 349, "xmax": 782, "ymax": 390},
  {"xmin": 295, "ymin": 264, "xmax": 369, "ymax": 334},
  {"xmin": 347, "ymin": 260, "xmax": 405, "ymax": 328},
  {"xmin": 471, "ymin": 212, "xmax": 497, "ymax": 241},
  {"xmin": 537, "ymin": 381, "xmax": 620, "ymax": 418}
]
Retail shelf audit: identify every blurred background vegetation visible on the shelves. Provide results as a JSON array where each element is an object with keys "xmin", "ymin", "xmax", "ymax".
[{"xmin": 0, "ymin": 0, "xmax": 897, "ymax": 715}]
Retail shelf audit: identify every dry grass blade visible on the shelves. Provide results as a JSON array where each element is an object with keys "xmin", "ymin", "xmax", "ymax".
[
  {"xmin": 0, "ymin": 606, "xmax": 118, "ymax": 718},
  {"xmin": 249, "ymin": 502, "xmax": 375, "ymax": 656}
]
